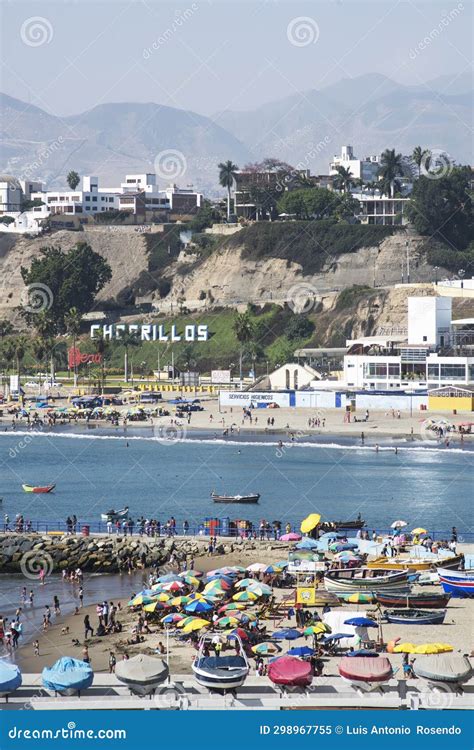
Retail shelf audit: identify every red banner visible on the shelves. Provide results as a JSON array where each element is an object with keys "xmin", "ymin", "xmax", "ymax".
[{"xmin": 68, "ymin": 347, "xmax": 102, "ymax": 368}]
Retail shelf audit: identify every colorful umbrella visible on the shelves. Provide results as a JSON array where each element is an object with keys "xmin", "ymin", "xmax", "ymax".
[
  {"xmin": 185, "ymin": 600, "xmax": 213, "ymax": 613},
  {"xmin": 217, "ymin": 603, "xmax": 246, "ymax": 613},
  {"xmin": 128, "ymin": 594, "xmax": 154, "ymax": 607},
  {"xmin": 304, "ymin": 623, "xmax": 331, "ymax": 636},
  {"xmin": 300, "ymin": 514, "xmax": 321, "ymax": 534},
  {"xmin": 225, "ymin": 628, "xmax": 249, "ymax": 641},
  {"xmin": 251, "ymin": 642, "xmax": 280, "ymax": 656},
  {"xmin": 339, "ymin": 592, "xmax": 375, "ymax": 604},
  {"xmin": 233, "ymin": 590, "xmax": 258, "ymax": 602},
  {"xmin": 161, "ymin": 581, "xmax": 185, "ymax": 593},
  {"xmin": 264, "ymin": 564, "xmax": 284, "ymax": 574},
  {"xmin": 182, "ymin": 618, "xmax": 210, "ymax": 634},
  {"xmin": 234, "ymin": 578, "xmax": 255, "ymax": 589},
  {"xmin": 181, "ymin": 575, "xmax": 200, "ymax": 586},
  {"xmin": 216, "ymin": 616, "xmax": 239, "ymax": 628},
  {"xmin": 179, "ymin": 570, "xmax": 203, "ymax": 578},
  {"xmin": 411, "ymin": 527, "xmax": 427, "ymax": 535},
  {"xmin": 152, "ymin": 592, "xmax": 172, "ymax": 602},
  {"xmin": 247, "ymin": 583, "xmax": 272, "ymax": 597},
  {"xmin": 272, "ymin": 628, "xmax": 303, "ymax": 641},
  {"xmin": 287, "ymin": 646, "xmax": 314, "ymax": 657},
  {"xmin": 143, "ymin": 601, "xmax": 167, "ymax": 613},
  {"xmin": 246, "ymin": 563, "xmax": 267, "ymax": 573},
  {"xmin": 176, "ymin": 616, "xmax": 198, "ymax": 628},
  {"xmin": 161, "ymin": 613, "xmax": 185, "ymax": 624},
  {"xmin": 279, "ymin": 532, "xmax": 302, "ymax": 542},
  {"xmin": 344, "ymin": 617, "xmax": 378, "ymax": 628},
  {"xmin": 169, "ymin": 596, "xmax": 192, "ymax": 607}
]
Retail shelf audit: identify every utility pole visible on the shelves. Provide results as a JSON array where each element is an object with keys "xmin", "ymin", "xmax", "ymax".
[{"xmin": 406, "ymin": 241, "xmax": 410, "ymax": 284}]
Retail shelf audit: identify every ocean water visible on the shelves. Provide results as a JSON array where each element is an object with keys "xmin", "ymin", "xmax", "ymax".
[{"xmin": 0, "ymin": 428, "xmax": 472, "ymax": 535}]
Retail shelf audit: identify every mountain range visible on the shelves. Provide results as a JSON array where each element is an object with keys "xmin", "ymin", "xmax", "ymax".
[{"xmin": 0, "ymin": 73, "xmax": 472, "ymax": 192}]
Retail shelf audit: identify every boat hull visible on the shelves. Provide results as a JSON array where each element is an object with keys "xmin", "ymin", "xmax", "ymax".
[
  {"xmin": 211, "ymin": 493, "xmax": 260, "ymax": 504},
  {"xmin": 438, "ymin": 569, "xmax": 474, "ymax": 598},
  {"xmin": 192, "ymin": 657, "xmax": 249, "ymax": 690},
  {"xmin": 383, "ymin": 609, "xmax": 446, "ymax": 625},
  {"xmin": 324, "ymin": 568, "xmax": 409, "ymax": 594},
  {"xmin": 339, "ymin": 657, "xmax": 393, "ymax": 692},
  {"xmin": 22, "ymin": 484, "xmax": 55, "ymax": 494},
  {"xmin": 376, "ymin": 592, "xmax": 450, "ymax": 609},
  {"xmin": 414, "ymin": 655, "xmax": 473, "ymax": 687},
  {"xmin": 368, "ymin": 555, "xmax": 463, "ymax": 572}
]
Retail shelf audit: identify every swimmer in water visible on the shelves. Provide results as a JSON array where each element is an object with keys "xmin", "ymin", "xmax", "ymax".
[{"xmin": 375, "ymin": 444, "xmax": 379, "ymax": 453}]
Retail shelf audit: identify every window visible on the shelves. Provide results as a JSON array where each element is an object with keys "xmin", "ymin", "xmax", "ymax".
[
  {"xmin": 428, "ymin": 364, "xmax": 439, "ymax": 379},
  {"xmin": 364, "ymin": 363, "xmax": 387, "ymax": 377},
  {"xmin": 285, "ymin": 369, "xmax": 290, "ymax": 389},
  {"xmin": 92, "ymin": 196, "xmax": 97, "ymax": 202},
  {"xmin": 85, "ymin": 196, "xmax": 90, "ymax": 201},
  {"xmin": 388, "ymin": 364, "xmax": 400, "ymax": 379},
  {"xmin": 440, "ymin": 364, "xmax": 465, "ymax": 380}
]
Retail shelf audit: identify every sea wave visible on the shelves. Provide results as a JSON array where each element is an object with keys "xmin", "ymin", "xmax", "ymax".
[{"xmin": 0, "ymin": 429, "xmax": 469, "ymax": 455}]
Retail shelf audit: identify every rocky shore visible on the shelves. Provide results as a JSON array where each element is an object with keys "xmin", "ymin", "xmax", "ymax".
[{"xmin": 0, "ymin": 533, "xmax": 288, "ymax": 574}]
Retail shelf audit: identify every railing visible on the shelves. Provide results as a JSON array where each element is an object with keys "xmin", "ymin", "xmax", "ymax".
[{"xmin": 1, "ymin": 520, "xmax": 471, "ymax": 542}]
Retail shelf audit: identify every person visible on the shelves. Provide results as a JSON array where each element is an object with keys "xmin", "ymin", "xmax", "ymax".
[
  {"xmin": 79, "ymin": 587, "xmax": 84, "ymax": 607},
  {"xmin": 157, "ymin": 641, "xmax": 166, "ymax": 655},
  {"xmin": 183, "ymin": 520, "xmax": 189, "ymax": 536},
  {"xmin": 82, "ymin": 645, "xmax": 90, "ymax": 664},
  {"xmin": 33, "ymin": 639, "xmax": 39, "ymax": 656},
  {"xmin": 214, "ymin": 640, "xmax": 222, "ymax": 658},
  {"xmin": 84, "ymin": 614, "xmax": 94, "ymax": 639},
  {"xmin": 402, "ymin": 653, "xmax": 415, "ymax": 678},
  {"xmin": 29, "ymin": 590, "xmax": 34, "ymax": 606},
  {"xmin": 109, "ymin": 651, "xmax": 116, "ymax": 674},
  {"xmin": 53, "ymin": 596, "xmax": 60, "ymax": 616}
]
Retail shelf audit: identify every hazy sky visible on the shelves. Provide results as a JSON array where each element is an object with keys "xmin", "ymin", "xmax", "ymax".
[{"xmin": 1, "ymin": 0, "xmax": 472, "ymax": 117}]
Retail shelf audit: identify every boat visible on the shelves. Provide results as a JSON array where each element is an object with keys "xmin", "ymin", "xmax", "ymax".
[
  {"xmin": 42, "ymin": 657, "xmax": 93, "ymax": 695},
  {"xmin": 320, "ymin": 519, "xmax": 365, "ymax": 532},
  {"xmin": 0, "ymin": 662, "xmax": 22, "ymax": 699},
  {"xmin": 339, "ymin": 656, "xmax": 393, "ymax": 692},
  {"xmin": 115, "ymin": 654, "xmax": 169, "ymax": 696},
  {"xmin": 22, "ymin": 483, "xmax": 55, "ymax": 494},
  {"xmin": 383, "ymin": 609, "xmax": 447, "ymax": 625},
  {"xmin": 268, "ymin": 656, "xmax": 313, "ymax": 688},
  {"xmin": 192, "ymin": 634, "xmax": 249, "ymax": 691},
  {"xmin": 324, "ymin": 568, "xmax": 410, "ymax": 595},
  {"xmin": 100, "ymin": 506, "xmax": 129, "ymax": 522},
  {"xmin": 211, "ymin": 492, "xmax": 260, "ymax": 504},
  {"xmin": 367, "ymin": 555, "xmax": 464, "ymax": 572},
  {"xmin": 376, "ymin": 591, "xmax": 451, "ymax": 609},
  {"xmin": 414, "ymin": 655, "xmax": 473, "ymax": 688},
  {"xmin": 438, "ymin": 568, "xmax": 474, "ymax": 598}
]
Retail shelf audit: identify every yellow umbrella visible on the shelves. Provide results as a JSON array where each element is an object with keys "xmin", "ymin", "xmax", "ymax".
[
  {"xmin": 393, "ymin": 643, "xmax": 417, "ymax": 653},
  {"xmin": 152, "ymin": 593, "xmax": 171, "ymax": 603},
  {"xmin": 232, "ymin": 591, "xmax": 258, "ymax": 602},
  {"xmin": 300, "ymin": 513, "xmax": 321, "ymax": 534},
  {"xmin": 431, "ymin": 643, "xmax": 453, "ymax": 653},
  {"xmin": 176, "ymin": 616, "xmax": 197, "ymax": 628},
  {"xmin": 411, "ymin": 527, "xmax": 427, "ymax": 535},
  {"xmin": 181, "ymin": 618, "xmax": 210, "ymax": 634},
  {"xmin": 143, "ymin": 601, "xmax": 167, "ymax": 613},
  {"xmin": 304, "ymin": 623, "xmax": 331, "ymax": 636},
  {"xmin": 414, "ymin": 643, "xmax": 451, "ymax": 655}
]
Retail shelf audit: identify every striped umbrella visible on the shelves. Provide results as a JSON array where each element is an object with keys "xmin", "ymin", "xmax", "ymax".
[
  {"xmin": 185, "ymin": 599, "xmax": 214, "ymax": 613},
  {"xmin": 251, "ymin": 642, "xmax": 280, "ymax": 656},
  {"xmin": 233, "ymin": 590, "xmax": 258, "ymax": 602},
  {"xmin": 304, "ymin": 623, "xmax": 331, "ymax": 636},
  {"xmin": 217, "ymin": 603, "xmax": 247, "ymax": 614},
  {"xmin": 216, "ymin": 616, "xmax": 240, "ymax": 628},
  {"xmin": 169, "ymin": 596, "xmax": 192, "ymax": 607},
  {"xmin": 181, "ymin": 618, "xmax": 211, "ymax": 634},
  {"xmin": 143, "ymin": 601, "xmax": 167, "ymax": 613},
  {"xmin": 161, "ymin": 613, "xmax": 185, "ymax": 625}
]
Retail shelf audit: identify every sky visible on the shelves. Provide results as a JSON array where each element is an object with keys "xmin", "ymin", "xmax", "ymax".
[{"xmin": 0, "ymin": 0, "xmax": 472, "ymax": 118}]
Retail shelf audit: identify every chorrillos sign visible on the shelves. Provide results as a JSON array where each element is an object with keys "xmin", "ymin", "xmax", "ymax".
[{"xmin": 90, "ymin": 323, "xmax": 209, "ymax": 342}]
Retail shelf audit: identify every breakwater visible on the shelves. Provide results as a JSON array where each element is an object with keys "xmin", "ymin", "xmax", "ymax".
[{"xmin": 0, "ymin": 533, "xmax": 285, "ymax": 574}]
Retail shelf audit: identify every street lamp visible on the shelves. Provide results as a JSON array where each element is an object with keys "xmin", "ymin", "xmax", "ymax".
[
  {"xmin": 433, "ymin": 266, "xmax": 439, "ymax": 285},
  {"xmin": 405, "ymin": 241, "xmax": 410, "ymax": 284},
  {"xmin": 459, "ymin": 268, "xmax": 465, "ymax": 289}
]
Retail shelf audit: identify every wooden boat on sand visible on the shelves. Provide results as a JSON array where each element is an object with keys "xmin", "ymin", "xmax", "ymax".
[
  {"xmin": 339, "ymin": 656, "xmax": 393, "ymax": 692},
  {"xmin": 367, "ymin": 554, "xmax": 463, "ymax": 572},
  {"xmin": 383, "ymin": 609, "xmax": 446, "ymax": 625},
  {"xmin": 376, "ymin": 591, "xmax": 451, "ymax": 609},
  {"xmin": 324, "ymin": 567, "xmax": 409, "ymax": 595}
]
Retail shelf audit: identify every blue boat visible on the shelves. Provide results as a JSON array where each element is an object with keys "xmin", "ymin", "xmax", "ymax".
[
  {"xmin": 0, "ymin": 661, "xmax": 22, "ymax": 697},
  {"xmin": 383, "ymin": 609, "xmax": 446, "ymax": 625},
  {"xmin": 438, "ymin": 568, "xmax": 474, "ymax": 598},
  {"xmin": 42, "ymin": 657, "xmax": 93, "ymax": 695}
]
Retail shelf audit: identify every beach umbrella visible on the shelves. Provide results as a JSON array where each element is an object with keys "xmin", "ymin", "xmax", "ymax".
[
  {"xmin": 251, "ymin": 642, "xmax": 280, "ymax": 656},
  {"xmin": 272, "ymin": 628, "xmax": 303, "ymax": 641},
  {"xmin": 182, "ymin": 618, "xmax": 210, "ymax": 634},
  {"xmin": 161, "ymin": 613, "xmax": 185, "ymax": 625},
  {"xmin": 176, "ymin": 616, "xmax": 198, "ymax": 628},
  {"xmin": 344, "ymin": 617, "xmax": 378, "ymax": 628},
  {"xmin": 322, "ymin": 633, "xmax": 353, "ymax": 643},
  {"xmin": 235, "ymin": 578, "xmax": 256, "ymax": 589},
  {"xmin": 155, "ymin": 572, "xmax": 181, "ymax": 583},
  {"xmin": 161, "ymin": 581, "xmax": 185, "ymax": 593},
  {"xmin": 203, "ymin": 579, "xmax": 231, "ymax": 592},
  {"xmin": 247, "ymin": 583, "xmax": 272, "ymax": 597},
  {"xmin": 217, "ymin": 603, "xmax": 246, "ymax": 613},
  {"xmin": 274, "ymin": 560, "xmax": 289, "ymax": 569},
  {"xmin": 128, "ymin": 594, "xmax": 154, "ymax": 607},
  {"xmin": 300, "ymin": 513, "xmax": 321, "ymax": 534},
  {"xmin": 279, "ymin": 532, "xmax": 302, "ymax": 542},
  {"xmin": 226, "ymin": 628, "xmax": 249, "ymax": 641},
  {"xmin": 185, "ymin": 599, "xmax": 213, "ymax": 614},
  {"xmin": 287, "ymin": 646, "xmax": 315, "ymax": 657},
  {"xmin": 319, "ymin": 531, "xmax": 346, "ymax": 540},
  {"xmin": 233, "ymin": 590, "xmax": 258, "ymax": 602},
  {"xmin": 179, "ymin": 570, "xmax": 203, "ymax": 578},
  {"xmin": 264, "ymin": 564, "xmax": 284, "ymax": 574},
  {"xmin": 246, "ymin": 563, "xmax": 267, "ymax": 573},
  {"xmin": 229, "ymin": 565, "xmax": 247, "ymax": 574},
  {"xmin": 304, "ymin": 623, "xmax": 331, "ymax": 636},
  {"xmin": 340, "ymin": 592, "xmax": 375, "ymax": 604},
  {"xmin": 393, "ymin": 643, "xmax": 417, "ymax": 654},
  {"xmin": 330, "ymin": 542, "xmax": 358, "ymax": 552},
  {"xmin": 231, "ymin": 612, "xmax": 256, "ymax": 625},
  {"xmin": 216, "ymin": 616, "xmax": 240, "ymax": 628},
  {"xmin": 296, "ymin": 538, "xmax": 321, "ymax": 550},
  {"xmin": 169, "ymin": 596, "xmax": 192, "ymax": 607},
  {"xmin": 152, "ymin": 592, "xmax": 172, "ymax": 603},
  {"xmin": 411, "ymin": 527, "xmax": 427, "ymax": 535},
  {"xmin": 143, "ymin": 601, "xmax": 167, "ymax": 613},
  {"xmin": 391, "ymin": 520, "xmax": 408, "ymax": 529},
  {"xmin": 181, "ymin": 575, "xmax": 200, "ymax": 586}
]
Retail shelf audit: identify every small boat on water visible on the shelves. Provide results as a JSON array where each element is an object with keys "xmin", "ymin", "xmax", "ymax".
[
  {"xmin": 438, "ymin": 568, "xmax": 474, "ymax": 598},
  {"xmin": 383, "ymin": 609, "xmax": 447, "ymax": 625},
  {"xmin": 192, "ymin": 634, "xmax": 249, "ymax": 691},
  {"xmin": 42, "ymin": 657, "xmax": 93, "ymax": 695},
  {"xmin": 211, "ymin": 492, "xmax": 260, "ymax": 504},
  {"xmin": 414, "ymin": 655, "xmax": 473, "ymax": 688},
  {"xmin": 376, "ymin": 591, "xmax": 451, "ymax": 609},
  {"xmin": 268, "ymin": 656, "xmax": 313, "ymax": 688},
  {"xmin": 100, "ymin": 506, "xmax": 129, "ymax": 522},
  {"xmin": 115, "ymin": 654, "xmax": 169, "ymax": 696},
  {"xmin": 367, "ymin": 554, "xmax": 464, "ymax": 572},
  {"xmin": 22, "ymin": 483, "xmax": 55, "ymax": 494},
  {"xmin": 0, "ymin": 662, "xmax": 22, "ymax": 699},
  {"xmin": 339, "ymin": 656, "xmax": 393, "ymax": 692},
  {"xmin": 320, "ymin": 519, "xmax": 365, "ymax": 532},
  {"xmin": 324, "ymin": 568, "xmax": 410, "ymax": 594}
]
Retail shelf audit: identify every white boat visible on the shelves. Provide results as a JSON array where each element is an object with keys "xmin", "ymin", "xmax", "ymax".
[
  {"xmin": 324, "ymin": 567, "xmax": 410, "ymax": 594},
  {"xmin": 192, "ymin": 634, "xmax": 249, "ymax": 691},
  {"xmin": 101, "ymin": 506, "xmax": 129, "ymax": 522}
]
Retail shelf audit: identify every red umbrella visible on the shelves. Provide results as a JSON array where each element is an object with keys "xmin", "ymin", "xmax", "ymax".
[{"xmin": 226, "ymin": 627, "xmax": 249, "ymax": 641}]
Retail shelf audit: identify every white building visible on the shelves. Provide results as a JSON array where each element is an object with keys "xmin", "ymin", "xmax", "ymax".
[
  {"xmin": 330, "ymin": 146, "xmax": 380, "ymax": 183},
  {"xmin": 31, "ymin": 176, "xmax": 119, "ymax": 217},
  {"xmin": 354, "ymin": 192, "xmax": 410, "ymax": 226},
  {"xmin": 0, "ymin": 175, "xmax": 22, "ymax": 213},
  {"xmin": 268, "ymin": 363, "xmax": 322, "ymax": 391}
]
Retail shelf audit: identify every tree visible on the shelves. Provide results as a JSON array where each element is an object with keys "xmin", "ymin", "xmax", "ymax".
[
  {"xmin": 0, "ymin": 340, "xmax": 15, "ymax": 374},
  {"xmin": 118, "ymin": 329, "xmax": 140, "ymax": 383},
  {"xmin": 245, "ymin": 340, "xmax": 264, "ymax": 381},
  {"xmin": 190, "ymin": 201, "xmax": 222, "ymax": 232},
  {"xmin": 335, "ymin": 193, "xmax": 360, "ymax": 222},
  {"xmin": 218, "ymin": 161, "xmax": 238, "ymax": 221},
  {"xmin": 67, "ymin": 171, "xmax": 80, "ymax": 190},
  {"xmin": 13, "ymin": 336, "xmax": 28, "ymax": 379},
  {"xmin": 334, "ymin": 166, "xmax": 355, "ymax": 193},
  {"xmin": 20, "ymin": 242, "xmax": 112, "ymax": 334},
  {"xmin": 406, "ymin": 167, "xmax": 473, "ymax": 250},
  {"xmin": 285, "ymin": 315, "xmax": 315, "ymax": 341},
  {"xmin": 0, "ymin": 216, "xmax": 15, "ymax": 225},
  {"xmin": 64, "ymin": 306, "xmax": 82, "ymax": 387},
  {"xmin": 21, "ymin": 198, "xmax": 44, "ymax": 212},
  {"xmin": 0, "ymin": 320, "xmax": 14, "ymax": 338},
  {"xmin": 93, "ymin": 331, "xmax": 109, "ymax": 393},
  {"xmin": 232, "ymin": 311, "xmax": 254, "ymax": 383},
  {"xmin": 412, "ymin": 146, "xmax": 430, "ymax": 178},
  {"xmin": 379, "ymin": 149, "xmax": 404, "ymax": 197},
  {"xmin": 277, "ymin": 188, "xmax": 341, "ymax": 220}
]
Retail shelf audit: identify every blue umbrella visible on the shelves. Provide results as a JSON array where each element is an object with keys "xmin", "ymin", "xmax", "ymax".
[
  {"xmin": 322, "ymin": 633, "xmax": 354, "ymax": 642},
  {"xmin": 334, "ymin": 543, "xmax": 358, "ymax": 552},
  {"xmin": 296, "ymin": 537, "xmax": 320, "ymax": 550},
  {"xmin": 344, "ymin": 617, "xmax": 378, "ymax": 628},
  {"xmin": 287, "ymin": 646, "xmax": 314, "ymax": 657},
  {"xmin": 272, "ymin": 628, "xmax": 302, "ymax": 641},
  {"xmin": 156, "ymin": 573, "xmax": 181, "ymax": 583},
  {"xmin": 346, "ymin": 650, "xmax": 379, "ymax": 657},
  {"xmin": 319, "ymin": 532, "xmax": 345, "ymax": 540},
  {"xmin": 185, "ymin": 600, "xmax": 213, "ymax": 613}
]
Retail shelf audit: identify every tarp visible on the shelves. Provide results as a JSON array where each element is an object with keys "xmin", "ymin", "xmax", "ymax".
[
  {"xmin": 0, "ymin": 661, "xmax": 22, "ymax": 693},
  {"xmin": 115, "ymin": 654, "xmax": 168, "ymax": 687},
  {"xmin": 414, "ymin": 655, "xmax": 473, "ymax": 683},
  {"xmin": 322, "ymin": 610, "xmax": 368, "ymax": 650},
  {"xmin": 339, "ymin": 656, "xmax": 392, "ymax": 682},
  {"xmin": 268, "ymin": 656, "xmax": 312, "ymax": 687},
  {"xmin": 42, "ymin": 657, "xmax": 93, "ymax": 692}
]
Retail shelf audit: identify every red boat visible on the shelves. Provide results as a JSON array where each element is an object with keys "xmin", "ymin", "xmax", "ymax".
[
  {"xmin": 339, "ymin": 656, "xmax": 393, "ymax": 692},
  {"xmin": 268, "ymin": 656, "xmax": 312, "ymax": 688},
  {"xmin": 22, "ymin": 484, "xmax": 56, "ymax": 494},
  {"xmin": 375, "ymin": 591, "xmax": 451, "ymax": 609}
]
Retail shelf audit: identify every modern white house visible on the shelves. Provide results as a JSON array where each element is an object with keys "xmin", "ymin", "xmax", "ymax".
[
  {"xmin": 0, "ymin": 175, "xmax": 23, "ymax": 213},
  {"xmin": 330, "ymin": 146, "xmax": 380, "ymax": 183}
]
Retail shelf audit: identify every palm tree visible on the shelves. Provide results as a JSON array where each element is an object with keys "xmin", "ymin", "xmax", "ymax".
[
  {"xmin": 64, "ymin": 307, "xmax": 82, "ymax": 387},
  {"xmin": 412, "ymin": 146, "xmax": 430, "ymax": 178},
  {"xmin": 1, "ymin": 340, "xmax": 15, "ymax": 374},
  {"xmin": 119, "ymin": 330, "xmax": 140, "ymax": 383},
  {"xmin": 13, "ymin": 336, "xmax": 28, "ymax": 380},
  {"xmin": 232, "ymin": 311, "xmax": 254, "ymax": 384},
  {"xmin": 364, "ymin": 181, "xmax": 379, "ymax": 197},
  {"xmin": 334, "ymin": 166, "xmax": 354, "ymax": 193},
  {"xmin": 245, "ymin": 341, "xmax": 263, "ymax": 382},
  {"xmin": 67, "ymin": 171, "xmax": 80, "ymax": 190},
  {"xmin": 379, "ymin": 149, "xmax": 404, "ymax": 197},
  {"xmin": 218, "ymin": 160, "xmax": 238, "ymax": 221}
]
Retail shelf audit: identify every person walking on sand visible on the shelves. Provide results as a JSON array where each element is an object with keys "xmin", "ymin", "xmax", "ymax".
[
  {"xmin": 79, "ymin": 587, "xmax": 84, "ymax": 607},
  {"xmin": 109, "ymin": 651, "xmax": 116, "ymax": 674},
  {"xmin": 33, "ymin": 639, "xmax": 39, "ymax": 656},
  {"xmin": 53, "ymin": 596, "xmax": 61, "ymax": 616},
  {"xmin": 84, "ymin": 614, "xmax": 94, "ymax": 639}
]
